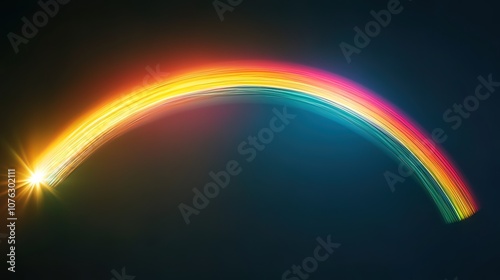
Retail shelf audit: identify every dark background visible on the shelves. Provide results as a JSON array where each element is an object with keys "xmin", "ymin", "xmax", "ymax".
[{"xmin": 0, "ymin": 0, "xmax": 499, "ymax": 279}]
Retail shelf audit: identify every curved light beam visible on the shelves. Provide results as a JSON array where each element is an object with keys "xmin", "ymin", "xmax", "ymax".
[{"xmin": 30, "ymin": 62, "xmax": 478, "ymax": 223}]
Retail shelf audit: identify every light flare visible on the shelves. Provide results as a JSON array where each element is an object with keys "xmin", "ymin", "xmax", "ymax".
[
  {"xmin": 28, "ymin": 171, "xmax": 46, "ymax": 186},
  {"xmin": 27, "ymin": 62, "xmax": 478, "ymax": 223}
]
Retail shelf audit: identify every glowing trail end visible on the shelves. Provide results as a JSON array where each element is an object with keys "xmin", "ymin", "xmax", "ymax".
[{"xmin": 29, "ymin": 62, "xmax": 478, "ymax": 223}]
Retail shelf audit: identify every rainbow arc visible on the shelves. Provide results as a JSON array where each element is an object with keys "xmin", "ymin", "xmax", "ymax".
[{"xmin": 29, "ymin": 62, "xmax": 478, "ymax": 223}]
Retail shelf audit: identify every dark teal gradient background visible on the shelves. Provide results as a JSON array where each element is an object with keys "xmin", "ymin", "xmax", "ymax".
[{"xmin": 0, "ymin": 0, "xmax": 499, "ymax": 279}]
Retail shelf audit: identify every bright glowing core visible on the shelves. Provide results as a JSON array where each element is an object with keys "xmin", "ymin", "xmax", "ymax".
[{"xmin": 29, "ymin": 171, "xmax": 45, "ymax": 185}]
